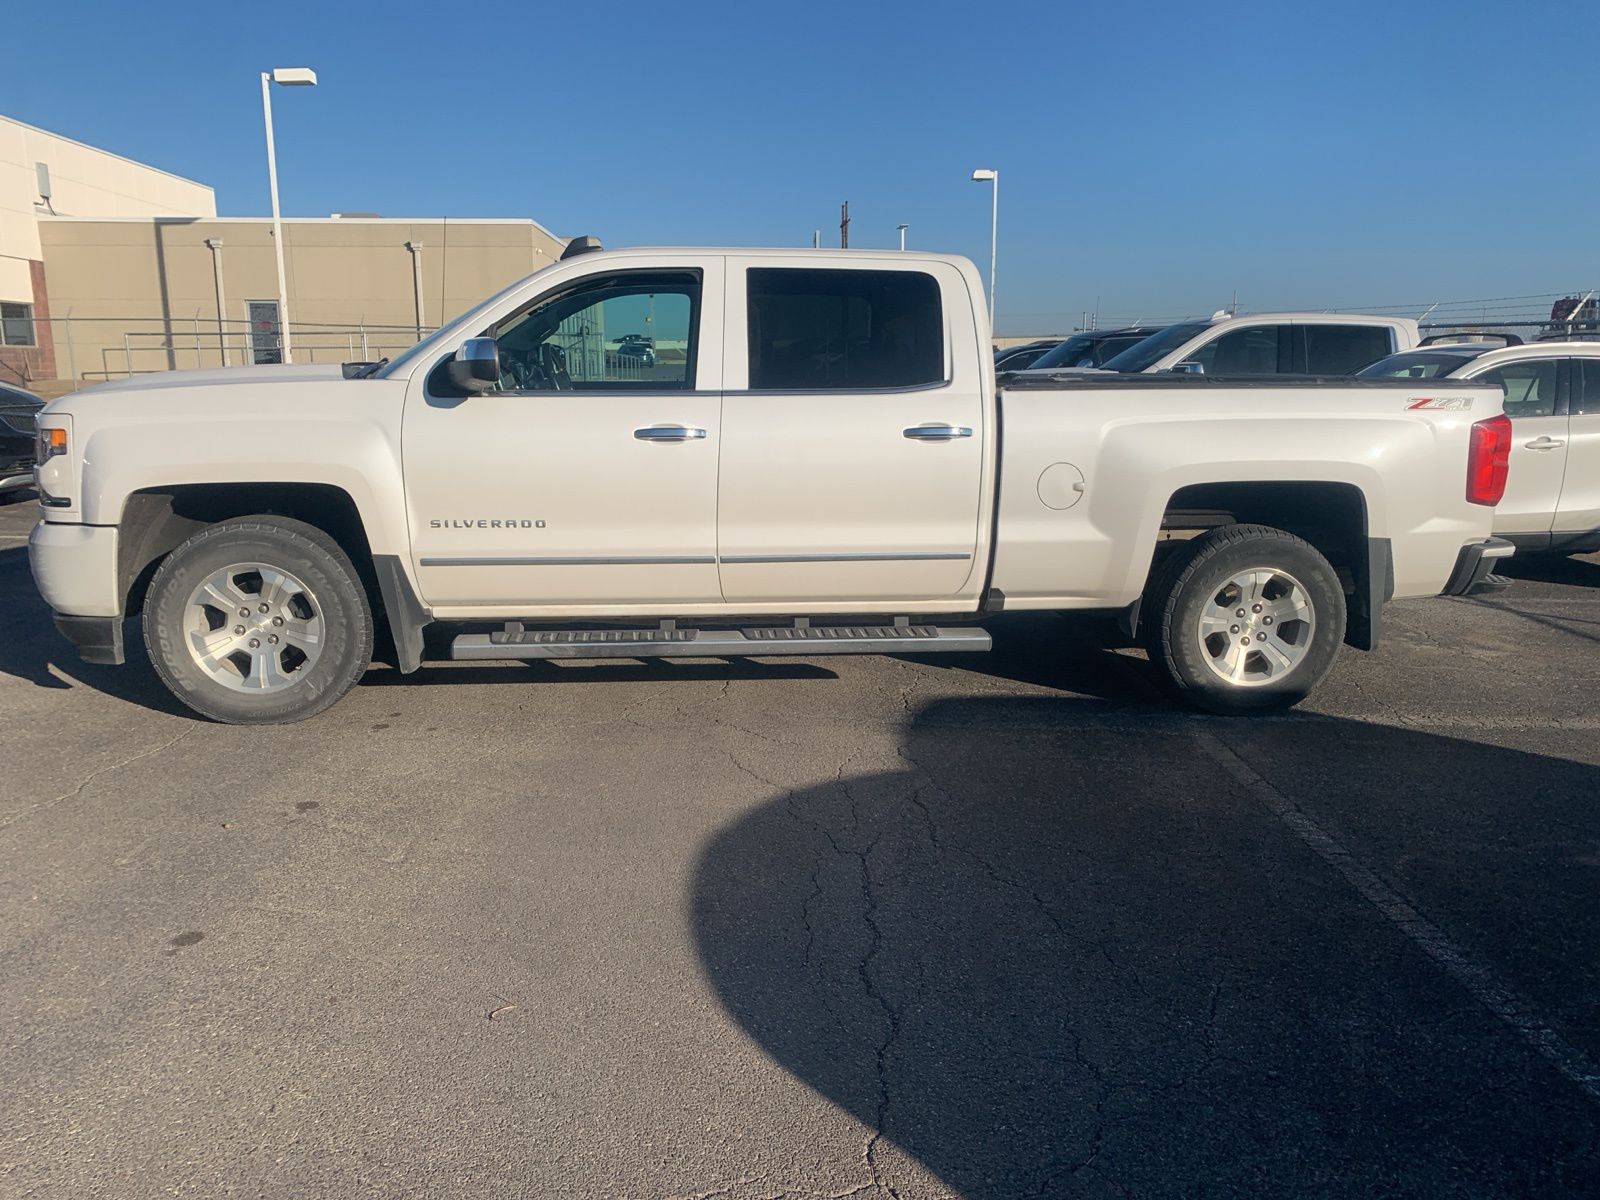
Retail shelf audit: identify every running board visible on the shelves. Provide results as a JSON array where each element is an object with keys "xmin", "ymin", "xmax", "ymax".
[{"xmin": 450, "ymin": 622, "xmax": 991, "ymax": 660}]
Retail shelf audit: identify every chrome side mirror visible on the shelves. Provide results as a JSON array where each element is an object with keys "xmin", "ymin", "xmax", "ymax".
[{"xmin": 446, "ymin": 337, "xmax": 501, "ymax": 393}]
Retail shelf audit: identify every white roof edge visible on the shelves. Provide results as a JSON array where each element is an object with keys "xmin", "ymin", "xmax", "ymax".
[
  {"xmin": 578, "ymin": 246, "xmax": 967, "ymax": 260},
  {"xmin": 1, "ymin": 114, "xmax": 215, "ymax": 193}
]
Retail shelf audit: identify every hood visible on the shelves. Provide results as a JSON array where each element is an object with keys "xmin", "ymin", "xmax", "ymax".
[{"xmin": 69, "ymin": 363, "xmax": 349, "ymax": 397}]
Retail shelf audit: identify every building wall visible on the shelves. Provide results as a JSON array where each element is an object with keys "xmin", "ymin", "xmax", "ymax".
[
  {"xmin": 38, "ymin": 217, "xmax": 566, "ymax": 382},
  {"xmin": 0, "ymin": 114, "xmax": 215, "ymax": 385}
]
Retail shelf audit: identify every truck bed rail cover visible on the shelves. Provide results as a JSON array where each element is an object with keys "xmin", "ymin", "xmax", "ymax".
[{"xmin": 999, "ymin": 373, "xmax": 1502, "ymax": 390}]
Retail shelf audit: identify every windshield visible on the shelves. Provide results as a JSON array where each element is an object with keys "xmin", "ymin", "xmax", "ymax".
[
  {"xmin": 375, "ymin": 263, "xmax": 560, "ymax": 379},
  {"xmin": 1355, "ymin": 350, "xmax": 1485, "ymax": 380},
  {"xmin": 1026, "ymin": 334, "xmax": 1104, "ymax": 370},
  {"xmin": 1100, "ymin": 322, "xmax": 1211, "ymax": 373}
]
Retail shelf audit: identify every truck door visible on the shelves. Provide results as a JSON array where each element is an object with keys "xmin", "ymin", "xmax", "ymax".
[
  {"xmin": 1554, "ymin": 358, "xmax": 1600, "ymax": 543},
  {"xmin": 1467, "ymin": 358, "xmax": 1566, "ymax": 542},
  {"xmin": 716, "ymin": 258, "xmax": 987, "ymax": 604},
  {"xmin": 401, "ymin": 260, "xmax": 725, "ymax": 608}
]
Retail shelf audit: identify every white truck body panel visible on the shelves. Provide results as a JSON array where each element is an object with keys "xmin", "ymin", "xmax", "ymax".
[{"xmin": 28, "ymin": 248, "xmax": 1501, "ymax": 637}]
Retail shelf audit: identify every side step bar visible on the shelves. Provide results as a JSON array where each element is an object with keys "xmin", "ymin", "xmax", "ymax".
[{"xmin": 450, "ymin": 622, "xmax": 992, "ymax": 661}]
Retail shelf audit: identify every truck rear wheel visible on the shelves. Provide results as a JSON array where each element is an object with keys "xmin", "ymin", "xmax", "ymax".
[
  {"xmin": 1144, "ymin": 524, "xmax": 1345, "ymax": 714},
  {"xmin": 143, "ymin": 516, "xmax": 373, "ymax": 724}
]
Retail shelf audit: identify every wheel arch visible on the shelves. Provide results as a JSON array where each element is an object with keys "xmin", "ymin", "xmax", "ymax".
[
  {"xmin": 117, "ymin": 482, "xmax": 429, "ymax": 671},
  {"xmin": 1134, "ymin": 480, "xmax": 1387, "ymax": 650}
]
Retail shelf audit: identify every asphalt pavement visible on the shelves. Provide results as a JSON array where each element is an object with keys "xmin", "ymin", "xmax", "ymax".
[{"xmin": 2, "ymin": 494, "xmax": 1598, "ymax": 1198}]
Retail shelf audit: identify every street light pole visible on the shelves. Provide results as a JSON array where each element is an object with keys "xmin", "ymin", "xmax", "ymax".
[
  {"xmin": 897, "ymin": 223, "xmax": 908, "ymax": 252},
  {"xmin": 260, "ymin": 66, "xmax": 316, "ymax": 364},
  {"xmin": 971, "ymin": 169, "xmax": 998, "ymax": 330}
]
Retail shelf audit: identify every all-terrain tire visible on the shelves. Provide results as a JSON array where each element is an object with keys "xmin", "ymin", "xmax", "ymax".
[{"xmin": 143, "ymin": 516, "xmax": 373, "ymax": 724}]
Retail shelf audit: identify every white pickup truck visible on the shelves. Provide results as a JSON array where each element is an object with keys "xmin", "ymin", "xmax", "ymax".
[{"xmin": 28, "ymin": 244, "xmax": 1513, "ymax": 724}]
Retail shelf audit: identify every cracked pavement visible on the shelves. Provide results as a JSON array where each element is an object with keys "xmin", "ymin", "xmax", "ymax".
[{"xmin": 3, "ymin": 497, "xmax": 1600, "ymax": 1197}]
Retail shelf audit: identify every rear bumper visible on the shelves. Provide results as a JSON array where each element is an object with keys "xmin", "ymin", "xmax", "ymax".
[{"xmin": 1441, "ymin": 537, "xmax": 1516, "ymax": 597}]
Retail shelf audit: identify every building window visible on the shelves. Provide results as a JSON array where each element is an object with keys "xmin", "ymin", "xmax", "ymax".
[{"xmin": 0, "ymin": 302, "xmax": 35, "ymax": 347}]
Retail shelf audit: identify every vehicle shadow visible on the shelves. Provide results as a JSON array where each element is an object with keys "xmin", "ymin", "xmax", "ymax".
[
  {"xmin": 1498, "ymin": 549, "xmax": 1600, "ymax": 588},
  {"xmin": 0, "ymin": 547, "xmax": 191, "ymax": 714},
  {"xmin": 0, "ymin": 546, "xmax": 837, "ymax": 708},
  {"xmin": 901, "ymin": 611, "xmax": 1171, "ymax": 705},
  {"xmin": 692, "ymin": 696, "xmax": 1600, "ymax": 1197}
]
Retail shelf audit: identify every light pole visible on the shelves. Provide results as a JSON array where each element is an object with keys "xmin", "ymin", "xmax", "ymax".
[
  {"xmin": 204, "ymin": 237, "xmax": 228, "ymax": 366},
  {"xmin": 260, "ymin": 66, "xmax": 317, "ymax": 363},
  {"xmin": 897, "ymin": 223, "xmax": 909, "ymax": 252},
  {"xmin": 971, "ymin": 168, "xmax": 998, "ymax": 330}
]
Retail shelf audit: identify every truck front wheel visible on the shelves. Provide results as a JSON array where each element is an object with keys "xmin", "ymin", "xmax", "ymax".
[
  {"xmin": 143, "ymin": 516, "xmax": 373, "ymax": 724},
  {"xmin": 1144, "ymin": 524, "xmax": 1345, "ymax": 714}
]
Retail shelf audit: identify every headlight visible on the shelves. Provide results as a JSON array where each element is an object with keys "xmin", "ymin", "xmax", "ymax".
[{"xmin": 39, "ymin": 426, "xmax": 67, "ymax": 460}]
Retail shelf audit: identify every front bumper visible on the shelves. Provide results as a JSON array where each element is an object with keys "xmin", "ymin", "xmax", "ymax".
[
  {"xmin": 29, "ymin": 520, "xmax": 121, "ymax": 617},
  {"xmin": 1441, "ymin": 537, "xmax": 1515, "ymax": 597}
]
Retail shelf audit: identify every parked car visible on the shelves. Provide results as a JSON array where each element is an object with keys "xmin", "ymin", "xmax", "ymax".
[
  {"xmin": 611, "ymin": 336, "xmax": 657, "ymax": 367},
  {"xmin": 1359, "ymin": 340, "xmax": 1600, "ymax": 554},
  {"xmin": 30, "ymin": 245, "xmax": 1507, "ymax": 724},
  {"xmin": 0, "ymin": 382, "xmax": 43, "ymax": 500},
  {"xmin": 1018, "ymin": 327, "xmax": 1160, "ymax": 372},
  {"xmin": 1081, "ymin": 312, "xmax": 1419, "ymax": 376},
  {"xmin": 993, "ymin": 339, "xmax": 1063, "ymax": 371}
]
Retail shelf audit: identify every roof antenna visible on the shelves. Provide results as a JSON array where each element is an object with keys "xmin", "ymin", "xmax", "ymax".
[{"xmin": 560, "ymin": 235, "xmax": 603, "ymax": 261}]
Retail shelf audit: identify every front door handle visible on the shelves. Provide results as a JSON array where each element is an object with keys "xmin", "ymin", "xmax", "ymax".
[
  {"xmin": 903, "ymin": 423, "xmax": 974, "ymax": 441},
  {"xmin": 1525, "ymin": 435, "xmax": 1565, "ymax": 450},
  {"xmin": 634, "ymin": 424, "xmax": 707, "ymax": 442}
]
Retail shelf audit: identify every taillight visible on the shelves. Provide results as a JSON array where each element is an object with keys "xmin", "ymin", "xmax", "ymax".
[{"xmin": 1466, "ymin": 413, "xmax": 1512, "ymax": 506}]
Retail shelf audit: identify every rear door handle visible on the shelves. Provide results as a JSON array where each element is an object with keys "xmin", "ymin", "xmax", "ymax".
[
  {"xmin": 903, "ymin": 423, "xmax": 973, "ymax": 441},
  {"xmin": 1525, "ymin": 436, "xmax": 1565, "ymax": 450},
  {"xmin": 634, "ymin": 424, "xmax": 706, "ymax": 442}
]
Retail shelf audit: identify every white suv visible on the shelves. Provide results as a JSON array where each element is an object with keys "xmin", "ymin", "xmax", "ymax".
[
  {"xmin": 1027, "ymin": 312, "xmax": 1420, "ymax": 377},
  {"xmin": 1360, "ymin": 340, "xmax": 1600, "ymax": 553}
]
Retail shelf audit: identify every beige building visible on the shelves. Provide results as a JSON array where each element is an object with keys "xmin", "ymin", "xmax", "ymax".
[
  {"xmin": 2, "ymin": 113, "xmax": 568, "ymax": 391},
  {"xmin": 1, "ymin": 114, "xmax": 216, "ymax": 385},
  {"xmin": 39, "ymin": 216, "xmax": 566, "ymax": 383}
]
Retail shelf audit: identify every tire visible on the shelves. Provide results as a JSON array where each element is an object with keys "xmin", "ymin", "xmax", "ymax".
[
  {"xmin": 1143, "ymin": 524, "xmax": 1346, "ymax": 715},
  {"xmin": 143, "ymin": 516, "xmax": 373, "ymax": 724}
]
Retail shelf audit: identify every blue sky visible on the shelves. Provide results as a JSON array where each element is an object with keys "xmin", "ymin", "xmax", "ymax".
[{"xmin": 6, "ymin": 0, "xmax": 1596, "ymax": 333}]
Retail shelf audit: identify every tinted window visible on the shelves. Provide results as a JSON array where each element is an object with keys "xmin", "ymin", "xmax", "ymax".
[
  {"xmin": 1100, "ymin": 322, "xmax": 1211, "ymax": 373},
  {"xmin": 1578, "ymin": 361, "xmax": 1600, "ymax": 416},
  {"xmin": 1093, "ymin": 335, "xmax": 1147, "ymax": 364},
  {"xmin": 748, "ymin": 268, "xmax": 943, "ymax": 390},
  {"xmin": 1185, "ymin": 325, "xmax": 1283, "ymax": 374},
  {"xmin": 1357, "ymin": 350, "xmax": 1485, "ymax": 379},
  {"xmin": 490, "ymin": 271, "xmax": 699, "ymax": 391},
  {"xmin": 996, "ymin": 345, "xmax": 1050, "ymax": 370},
  {"xmin": 1028, "ymin": 334, "xmax": 1102, "ymax": 370},
  {"xmin": 1300, "ymin": 324, "xmax": 1393, "ymax": 374},
  {"xmin": 1474, "ymin": 360, "xmax": 1559, "ymax": 418}
]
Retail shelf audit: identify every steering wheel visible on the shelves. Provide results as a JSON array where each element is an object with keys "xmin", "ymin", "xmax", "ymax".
[{"xmin": 538, "ymin": 342, "xmax": 573, "ymax": 390}]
